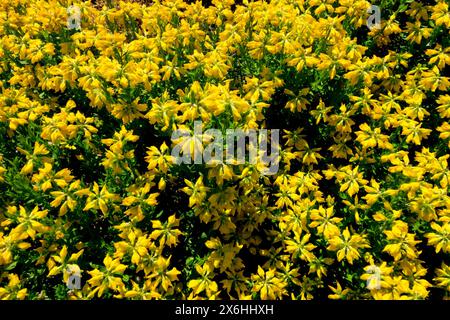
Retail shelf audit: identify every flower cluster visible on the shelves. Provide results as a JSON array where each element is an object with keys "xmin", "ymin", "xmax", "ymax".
[{"xmin": 0, "ymin": 0, "xmax": 449, "ymax": 300}]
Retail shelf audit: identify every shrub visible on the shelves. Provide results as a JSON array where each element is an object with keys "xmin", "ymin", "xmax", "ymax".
[{"xmin": 0, "ymin": 0, "xmax": 449, "ymax": 300}]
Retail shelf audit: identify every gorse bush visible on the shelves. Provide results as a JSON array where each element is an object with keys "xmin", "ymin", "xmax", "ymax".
[{"xmin": 0, "ymin": 0, "xmax": 449, "ymax": 300}]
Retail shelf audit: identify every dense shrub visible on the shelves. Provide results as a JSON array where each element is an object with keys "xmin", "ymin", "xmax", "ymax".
[{"xmin": 0, "ymin": 0, "xmax": 449, "ymax": 300}]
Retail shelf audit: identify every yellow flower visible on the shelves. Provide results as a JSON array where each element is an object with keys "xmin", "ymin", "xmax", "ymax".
[
  {"xmin": 122, "ymin": 182, "xmax": 159, "ymax": 222},
  {"xmin": 426, "ymin": 45, "xmax": 450, "ymax": 70},
  {"xmin": 0, "ymin": 232, "xmax": 31, "ymax": 266},
  {"xmin": 150, "ymin": 214, "xmax": 183, "ymax": 248},
  {"xmin": 328, "ymin": 282, "xmax": 350, "ymax": 300},
  {"xmin": 355, "ymin": 123, "xmax": 393, "ymax": 150},
  {"xmin": 188, "ymin": 263, "xmax": 218, "ymax": 297},
  {"xmin": 434, "ymin": 263, "xmax": 450, "ymax": 291},
  {"xmin": 327, "ymin": 228, "xmax": 370, "ymax": 264},
  {"xmin": 0, "ymin": 164, "xmax": 5, "ymax": 183},
  {"xmin": 87, "ymin": 255, "xmax": 127, "ymax": 298},
  {"xmin": 121, "ymin": 280, "xmax": 161, "ymax": 300},
  {"xmin": 425, "ymin": 221, "xmax": 450, "ymax": 253},
  {"xmin": 182, "ymin": 176, "xmax": 210, "ymax": 208},
  {"xmin": 309, "ymin": 205, "xmax": 341, "ymax": 239},
  {"xmin": 113, "ymin": 230, "xmax": 150, "ymax": 265},
  {"xmin": 8, "ymin": 206, "xmax": 50, "ymax": 240},
  {"xmin": 0, "ymin": 274, "xmax": 27, "ymax": 300},
  {"xmin": 205, "ymin": 237, "xmax": 243, "ymax": 272},
  {"xmin": 284, "ymin": 232, "xmax": 316, "ymax": 262},
  {"xmin": 383, "ymin": 220, "xmax": 421, "ymax": 261},
  {"xmin": 50, "ymin": 180, "xmax": 83, "ymax": 216},
  {"xmin": 335, "ymin": 165, "xmax": 368, "ymax": 197},
  {"xmin": 47, "ymin": 245, "xmax": 84, "ymax": 278},
  {"xmin": 251, "ymin": 266, "xmax": 287, "ymax": 300},
  {"xmin": 83, "ymin": 182, "xmax": 119, "ymax": 215},
  {"xmin": 110, "ymin": 98, "xmax": 147, "ymax": 124},
  {"xmin": 146, "ymin": 256, "xmax": 181, "ymax": 292},
  {"xmin": 145, "ymin": 142, "xmax": 174, "ymax": 174}
]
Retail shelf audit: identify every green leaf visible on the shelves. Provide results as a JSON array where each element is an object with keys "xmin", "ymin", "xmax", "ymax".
[{"xmin": 5, "ymin": 261, "xmax": 18, "ymax": 271}]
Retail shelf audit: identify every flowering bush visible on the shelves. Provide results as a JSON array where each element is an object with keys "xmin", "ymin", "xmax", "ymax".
[{"xmin": 0, "ymin": 0, "xmax": 449, "ymax": 300}]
